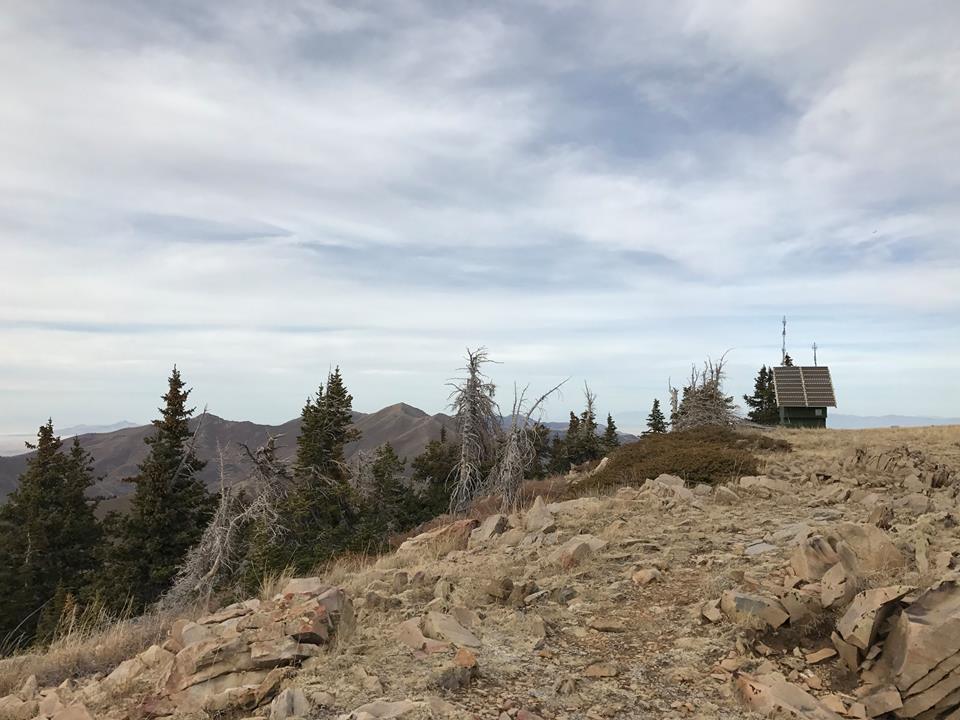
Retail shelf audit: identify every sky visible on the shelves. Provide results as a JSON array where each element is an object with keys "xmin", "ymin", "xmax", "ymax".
[{"xmin": 1, "ymin": 1, "xmax": 959, "ymax": 434}]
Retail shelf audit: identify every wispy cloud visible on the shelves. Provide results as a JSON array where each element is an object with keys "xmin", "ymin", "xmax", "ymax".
[{"xmin": 0, "ymin": 1, "xmax": 958, "ymax": 431}]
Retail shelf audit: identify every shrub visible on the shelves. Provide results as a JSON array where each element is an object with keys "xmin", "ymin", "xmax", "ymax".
[{"xmin": 579, "ymin": 425, "xmax": 760, "ymax": 490}]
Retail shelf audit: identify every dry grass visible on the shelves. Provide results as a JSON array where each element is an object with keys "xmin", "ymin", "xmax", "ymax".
[{"xmin": 0, "ymin": 603, "xmax": 197, "ymax": 696}]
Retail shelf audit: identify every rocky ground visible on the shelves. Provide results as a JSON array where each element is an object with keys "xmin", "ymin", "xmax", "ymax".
[{"xmin": 1, "ymin": 425, "xmax": 959, "ymax": 720}]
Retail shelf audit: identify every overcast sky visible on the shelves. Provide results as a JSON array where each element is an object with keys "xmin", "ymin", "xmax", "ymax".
[{"xmin": 1, "ymin": 1, "xmax": 959, "ymax": 434}]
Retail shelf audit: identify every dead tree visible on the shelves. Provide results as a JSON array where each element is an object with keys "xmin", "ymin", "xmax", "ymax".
[
  {"xmin": 447, "ymin": 347, "xmax": 500, "ymax": 513},
  {"xmin": 670, "ymin": 352, "xmax": 740, "ymax": 430},
  {"xmin": 165, "ymin": 435, "xmax": 293, "ymax": 608},
  {"xmin": 488, "ymin": 380, "xmax": 566, "ymax": 512}
]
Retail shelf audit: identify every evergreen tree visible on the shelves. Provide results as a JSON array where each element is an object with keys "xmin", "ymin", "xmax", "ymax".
[
  {"xmin": 645, "ymin": 399, "xmax": 668, "ymax": 434},
  {"xmin": 368, "ymin": 443, "xmax": 409, "ymax": 532},
  {"xmin": 0, "ymin": 422, "xmax": 101, "ymax": 648},
  {"xmin": 743, "ymin": 365, "xmax": 779, "ymax": 425},
  {"xmin": 783, "ymin": 353, "xmax": 794, "ymax": 367},
  {"xmin": 602, "ymin": 413, "xmax": 620, "ymax": 450},
  {"xmin": 104, "ymin": 367, "xmax": 214, "ymax": 612},
  {"xmin": 411, "ymin": 432, "xmax": 459, "ymax": 522},
  {"xmin": 282, "ymin": 367, "xmax": 362, "ymax": 569}
]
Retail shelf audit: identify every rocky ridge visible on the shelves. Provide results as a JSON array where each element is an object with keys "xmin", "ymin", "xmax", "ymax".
[{"xmin": 1, "ymin": 427, "xmax": 959, "ymax": 719}]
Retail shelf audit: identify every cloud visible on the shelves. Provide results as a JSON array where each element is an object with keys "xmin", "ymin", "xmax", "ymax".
[{"xmin": 0, "ymin": 1, "xmax": 958, "ymax": 432}]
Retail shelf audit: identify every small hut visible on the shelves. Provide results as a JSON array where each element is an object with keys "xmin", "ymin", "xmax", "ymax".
[{"xmin": 771, "ymin": 366, "xmax": 837, "ymax": 428}]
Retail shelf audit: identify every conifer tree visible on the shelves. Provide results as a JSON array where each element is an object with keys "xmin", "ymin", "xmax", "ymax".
[
  {"xmin": 602, "ymin": 413, "xmax": 620, "ymax": 450},
  {"xmin": 368, "ymin": 443, "xmax": 409, "ymax": 532},
  {"xmin": 282, "ymin": 367, "xmax": 362, "ymax": 569},
  {"xmin": 743, "ymin": 365, "xmax": 779, "ymax": 425},
  {"xmin": 0, "ymin": 422, "xmax": 101, "ymax": 648},
  {"xmin": 411, "ymin": 431, "xmax": 458, "ymax": 522},
  {"xmin": 783, "ymin": 353, "xmax": 794, "ymax": 367},
  {"xmin": 646, "ymin": 399, "xmax": 668, "ymax": 434},
  {"xmin": 105, "ymin": 367, "xmax": 213, "ymax": 612}
]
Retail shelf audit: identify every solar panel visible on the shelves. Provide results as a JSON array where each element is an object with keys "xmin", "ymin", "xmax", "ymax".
[{"xmin": 773, "ymin": 366, "xmax": 837, "ymax": 408}]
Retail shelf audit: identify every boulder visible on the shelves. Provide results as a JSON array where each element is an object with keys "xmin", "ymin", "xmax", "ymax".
[
  {"xmin": 878, "ymin": 578, "xmax": 960, "ymax": 698},
  {"xmin": 269, "ymin": 688, "xmax": 310, "ymax": 720},
  {"xmin": 470, "ymin": 514, "xmax": 509, "ymax": 546},
  {"xmin": 0, "ymin": 695, "xmax": 38, "ymax": 720},
  {"xmin": 547, "ymin": 534, "xmax": 607, "ymax": 568},
  {"xmin": 720, "ymin": 591, "xmax": 789, "ymax": 629},
  {"xmin": 395, "ymin": 618, "xmax": 449, "ymax": 654},
  {"xmin": 342, "ymin": 699, "xmax": 422, "ymax": 719},
  {"xmin": 830, "ymin": 523, "xmax": 906, "ymax": 577},
  {"xmin": 396, "ymin": 519, "xmax": 478, "ymax": 556},
  {"xmin": 791, "ymin": 537, "xmax": 841, "ymax": 582},
  {"xmin": 422, "ymin": 612, "xmax": 481, "ymax": 648},
  {"xmin": 525, "ymin": 496, "xmax": 556, "ymax": 534},
  {"xmin": 821, "ymin": 562, "xmax": 858, "ymax": 609},
  {"xmin": 735, "ymin": 673, "xmax": 843, "ymax": 719},
  {"xmin": 836, "ymin": 585, "xmax": 913, "ymax": 651},
  {"xmin": 740, "ymin": 476, "xmax": 792, "ymax": 494},
  {"xmin": 714, "ymin": 486, "xmax": 740, "ymax": 505},
  {"xmin": 280, "ymin": 577, "xmax": 327, "ymax": 597},
  {"xmin": 51, "ymin": 705, "xmax": 95, "ymax": 720}
]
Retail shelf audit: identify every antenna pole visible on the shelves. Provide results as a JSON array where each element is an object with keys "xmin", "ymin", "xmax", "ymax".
[
  {"xmin": 812, "ymin": 342, "xmax": 818, "ymax": 366},
  {"xmin": 781, "ymin": 316, "xmax": 787, "ymax": 365}
]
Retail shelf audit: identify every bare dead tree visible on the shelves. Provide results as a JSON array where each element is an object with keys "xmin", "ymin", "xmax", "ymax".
[
  {"xmin": 671, "ymin": 351, "xmax": 740, "ymax": 430},
  {"xmin": 447, "ymin": 347, "xmax": 500, "ymax": 513},
  {"xmin": 487, "ymin": 380, "xmax": 566, "ymax": 512},
  {"xmin": 165, "ymin": 435, "xmax": 293, "ymax": 608},
  {"xmin": 668, "ymin": 380, "xmax": 679, "ymax": 426}
]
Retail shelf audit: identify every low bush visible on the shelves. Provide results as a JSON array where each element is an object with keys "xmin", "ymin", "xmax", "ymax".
[{"xmin": 580, "ymin": 425, "xmax": 761, "ymax": 490}]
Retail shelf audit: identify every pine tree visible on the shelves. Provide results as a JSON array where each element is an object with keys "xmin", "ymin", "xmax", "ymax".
[
  {"xmin": 282, "ymin": 367, "xmax": 362, "ymax": 569},
  {"xmin": 646, "ymin": 399, "xmax": 668, "ymax": 434},
  {"xmin": 411, "ymin": 432, "xmax": 458, "ymax": 522},
  {"xmin": 368, "ymin": 443, "xmax": 409, "ymax": 532},
  {"xmin": 602, "ymin": 413, "xmax": 620, "ymax": 450},
  {"xmin": 783, "ymin": 353, "xmax": 794, "ymax": 367},
  {"xmin": 104, "ymin": 367, "xmax": 213, "ymax": 612},
  {"xmin": 743, "ymin": 365, "xmax": 779, "ymax": 425},
  {"xmin": 0, "ymin": 422, "xmax": 101, "ymax": 648}
]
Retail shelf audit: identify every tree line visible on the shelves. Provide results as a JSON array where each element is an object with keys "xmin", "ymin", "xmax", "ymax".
[{"xmin": 0, "ymin": 360, "xmax": 622, "ymax": 651}]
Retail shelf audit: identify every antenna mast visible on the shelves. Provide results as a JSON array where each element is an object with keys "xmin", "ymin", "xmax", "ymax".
[
  {"xmin": 812, "ymin": 342, "xmax": 818, "ymax": 366},
  {"xmin": 781, "ymin": 316, "xmax": 787, "ymax": 365}
]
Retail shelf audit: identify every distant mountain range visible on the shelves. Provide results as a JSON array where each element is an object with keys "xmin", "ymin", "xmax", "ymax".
[
  {"xmin": 827, "ymin": 414, "xmax": 960, "ymax": 429},
  {"xmin": 0, "ymin": 404, "xmax": 637, "ymax": 511}
]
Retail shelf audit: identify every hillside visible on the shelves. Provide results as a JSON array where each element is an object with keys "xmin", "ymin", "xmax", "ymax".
[
  {"xmin": 1, "ymin": 425, "xmax": 959, "ymax": 719},
  {"xmin": 0, "ymin": 404, "xmax": 455, "ymax": 505}
]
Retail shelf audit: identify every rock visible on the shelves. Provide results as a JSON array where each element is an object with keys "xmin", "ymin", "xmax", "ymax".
[
  {"xmin": 269, "ymin": 688, "xmax": 310, "ymax": 720},
  {"xmin": 588, "ymin": 617, "xmax": 626, "ymax": 632},
  {"xmin": 395, "ymin": 618, "xmax": 449, "ymax": 654},
  {"xmin": 631, "ymin": 568, "xmax": 661, "ymax": 585},
  {"xmin": 791, "ymin": 536, "xmax": 842, "ymax": 581},
  {"xmin": 0, "ymin": 695, "xmax": 38, "ymax": 720},
  {"xmin": 436, "ymin": 666, "xmax": 476, "ymax": 691},
  {"xmin": 740, "ymin": 476, "xmax": 792, "ymax": 494},
  {"xmin": 470, "ymin": 514, "xmax": 509, "ymax": 546},
  {"xmin": 525, "ymin": 496, "xmax": 556, "ymax": 533},
  {"xmin": 821, "ymin": 562, "xmax": 858, "ymax": 609},
  {"xmin": 861, "ymin": 685, "xmax": 902, "ymax": 717},
  {"xmin": 898, "ymin": 493, "xmax": 933, "ymax": 515},
  {"xmin": 700, "ymin": 599, "xmax": 723, "ymax": 623},
  {"xmin": 342, "ymin": 699, "xmax": 422, "ymax": 719},
  {"xmin": 693, "ymin": 483, "xmax": 713, "ymax": 496},
  {"xmin": 547, "ymin": 534, "xmax": 607, "ymax": 568},
  {"xmin": 830, "ymin": 523, "xmax": 906, "ymax": 576},
  {"xmin": 396, "ymin": 519, "xmax": 478, "ymax": 556},
  {"xmin": 714, "ymin": 486, "xmax": 741, "ymax": 505},
  {"xmin": 836, "ymin": 585, "xmax": 913, "ymax": 650},
  {"xmin": 584, "ymin": 662, "xmax": 618, "ymax": 678},
  {"xmin": 831, "ymin": 631, "xmax": 861, "ymax": 672},
  {"xmin": 878, "ymin": 577, "xmax": 960, "ymax": 698},
  {"xmin": 51, "ymin": 705, "xmax": 94, "ymax": 720},
  {"xmin": 746, "ymin": 542, "xmax": 779, "ymax": 557},
  {"xmin": 805, "ymin": 648, "xmax": 837, "ymax": 664},
  {"xmin": 453, "ymin": 647, "xmax": 477, "ymax": 668},
  {"xmin": 720, "ymin": 590, "xmax": 789, "ymax": 629},
  {"xmin": 280, "ymin": 577, "xmax": 327, "ymax": 597},
  {"xmin": 734, "ymin": 673, "xmax": 843, "ymax": 719},
  {"xmin": 868, "ymin": 505, "xmax": 894, "ymax": 529},
  {"xmin": 654, "ymin": 473, "xmax": 685, "ymax": 488},
  {"xmin": 17, "ymin": 676, "xmax": 37, "ymax": 701},
  {"xmin": 485, "ymin": 577, "xmax": 514, "ymax": 602},
  {"xmin": 422, "ymin": 612, "xmax": 481, "ymax": 647}
]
